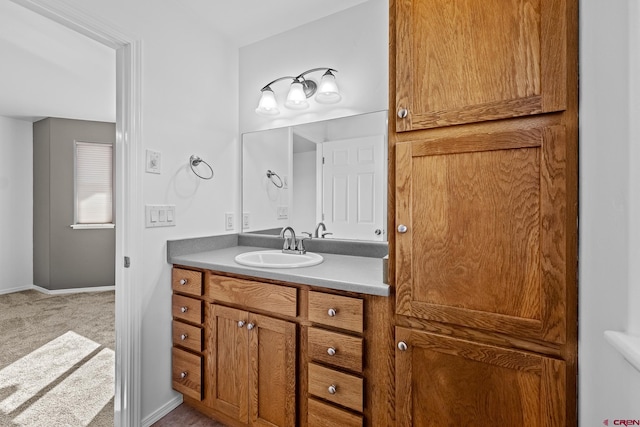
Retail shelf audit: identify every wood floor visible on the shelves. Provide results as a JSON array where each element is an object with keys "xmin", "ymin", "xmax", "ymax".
[{"xmin": 152, "ymin": 404, "xmax": 227, "ymax": 426}]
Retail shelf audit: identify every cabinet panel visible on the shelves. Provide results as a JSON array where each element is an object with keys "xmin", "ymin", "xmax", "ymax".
[
  {"xmin": 208, "ymin": 274, "xmax": 297, "ymax": 318},
  {"xmin": 308, "ymin": 363, "xmax": 363, "ymax": 413},
  {"xmin": 307, "ymin": 398, "xmax": 363, "ymax": 427},
  {"xmin": 172, "ymin": 347, "xmax": 203, "ymax": 401},
  {"xmin": 249, "ymin": 313, "xmax": 297, "ymax": 427},
  {"xmin": 172, "ymin": 320, "xmax": 203, "ymax": 352},
  {"xmin": 308, "ymin": 327, "xmax": 363, "ymax": 373},
  {"xmin": 172, "ymin": 294, "xmax": 203, "ymax": 324},
  {"xmin": 395, "ymin": 327, "xmax": 566, "ymax": 426},
  {"xmin": 210, "ymin": 304, "xmax": 249, "ymax": 422},
  {"xmin": 396, "ymin": 127, "xmax": 567, "ymax": 343},
  {"xmin": 172, "ymin": 267, "xmax": 203, "ymax": 296},
  {"xmin": 308, "ymin": 292, "xmax": 363, "ymax": 333},
  {"xmin": 395, "ymin": 0, "xmax": 566, "ymax": 131}
]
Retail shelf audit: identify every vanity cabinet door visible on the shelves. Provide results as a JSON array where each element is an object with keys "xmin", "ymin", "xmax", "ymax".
[
  {"xmin": 395, "ymin": 327, "xmax": 566, "ymax": 426},
  {"xmin": 394, "ymin": 0, "xmax": 567, "ymax": 132},
  {"xmin": 210, "ymin": 304, "xmax": 249, "ymax": 422},
  {"xmin": 248, "ymin": 313, "xmax": 296, "ymax": 427},
  {"xmin": 395, "ymin": 126, "xmax": 568, "ymax": 344}
]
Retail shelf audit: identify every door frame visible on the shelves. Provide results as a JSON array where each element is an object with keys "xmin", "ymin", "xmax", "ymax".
[{"xmin": 11, "ymin": 1, "xmax": 143, "ymax": 425}]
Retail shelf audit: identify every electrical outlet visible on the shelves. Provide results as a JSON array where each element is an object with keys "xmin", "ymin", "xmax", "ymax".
[
  {"xmin": 145, "ymin": 149, "xmax": 161, "ymax": 174},
  {"xmin": 225, "ymin": 213, "xmax": 234, "ymax": 230},
  {"xmin": 277, "ymin": 206, "xmax": 289, "ymax": 219},
  {"xmin": 243, "ymin": 213, "xmax": 250, "ymax": 229}
]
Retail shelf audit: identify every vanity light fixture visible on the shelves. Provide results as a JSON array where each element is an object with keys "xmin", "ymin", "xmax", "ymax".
[{"xmin": 255, "ymin": 67, "xmax": 341, "ymax": 116}]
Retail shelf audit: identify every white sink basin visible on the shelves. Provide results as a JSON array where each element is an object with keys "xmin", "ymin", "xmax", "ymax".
[{"xmin": 234, "ymin": 250, "xmax": 323, "ymax": 268}]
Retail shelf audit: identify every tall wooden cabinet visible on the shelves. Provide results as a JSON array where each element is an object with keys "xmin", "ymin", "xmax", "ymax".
[{"xmin": 390, "ymin": 0, "xmax": 578, "ymax": 425}]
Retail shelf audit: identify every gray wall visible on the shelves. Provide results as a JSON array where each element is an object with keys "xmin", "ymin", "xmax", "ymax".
[{"xmin": 33, "ymin": 117, "xmax": 115, "ymax": 290}]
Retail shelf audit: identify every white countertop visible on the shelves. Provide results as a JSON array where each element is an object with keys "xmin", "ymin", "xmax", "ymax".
[{"xmin": 169, "ymin": 245, "xmax": 390, "ymax": 297}]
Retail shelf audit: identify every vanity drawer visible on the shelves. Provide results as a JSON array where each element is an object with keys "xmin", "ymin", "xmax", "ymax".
[
  {"xmin": 172, "ymin": 294, "xmax": 203, "ymax": 324},
  {"xmin": 308, "ymin": 327, "xmax": 363, "ymax": 373},
  {"xmin": 308, "ymin": 363, "xmax": 363, "ymax": 412},
  {"xmin": 308, "ymin": 398, "xmax": 363, "ymax": 427},
  {"xmin": 172, "ymin": 268, "xmax": 203, "ymax": 296},
  {"xmin": 208, "ymin": 274, "xmax": 297, "ymax": 317},
  {"xmin": 172, "ymin": 320, "xmax": 203, "ymax": 352},
  {"xmin": 308, "ymin": 292, "xmax": 363, "ymax": 333},
  {"xmin": 172, "ymin": 347, "xmax": 203, "ymax": 401}
]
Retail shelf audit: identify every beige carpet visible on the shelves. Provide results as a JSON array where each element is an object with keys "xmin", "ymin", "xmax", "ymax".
[{"xmin": 0, "ymin": 290, "xmax": 115, "ymax": 427}]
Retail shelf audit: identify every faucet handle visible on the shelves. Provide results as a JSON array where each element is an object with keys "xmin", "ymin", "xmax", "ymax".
[
  {"xmin": 321, "ymin": 232, "xmax": 333, "ymax": 238},
  {"xmin": 295, "ymin": 238, "xmax": 307, "ymax": 254},
  {"xmin": 301, "ymin": 232, "xmax": 312, "ymax": 239}
]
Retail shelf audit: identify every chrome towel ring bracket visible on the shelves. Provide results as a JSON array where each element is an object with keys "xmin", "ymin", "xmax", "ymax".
[
  {"xmin": 190, "ymin": 155, "xmax": 214, "ymax": 180},
  {"xmin": 266, "ymin": 170, "xmax": 283, "ymax": 188}
]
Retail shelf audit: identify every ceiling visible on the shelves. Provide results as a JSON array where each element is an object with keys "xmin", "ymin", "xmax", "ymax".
[{"xmin": 0, "ymin": 0, "xmax": 370, "ymax": 123}]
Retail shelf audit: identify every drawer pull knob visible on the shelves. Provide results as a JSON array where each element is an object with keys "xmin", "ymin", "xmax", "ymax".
[
  {"xmin": 327, "ymin": 308, "xmax": 337, "ymax": 317},
  {"xmin": 247, "ymin": 323, "xmax": 255, "ymax": 330},
  {"xmin": 328, "ymin": 385, "xmax": 337, "ymax": 395},
  {"xmin": 180, "ymin": 334, "xmax": 188, "ymax": 340},
  {"xmin": 179, "ymin": 279, "xmax": 187, "ymax": 285},
  {"xmin": 327, "ymin": 347, "xmax": 336, "ymax": 356},
  {"xmin": 398, "ymin": 341, "xmax": 408, "ymax": 351},
  {"xmin": 238, "ymin": 320, "xmax": 246, "ymax": 328},
  {"xmin": 180, "ymin": 371, "xmax": 188, "ymax": 379},
  {"xmin": 397, "ymin": 224, "xmax": 408, "ymax": 233},
  {"xmin": 180, "ymin": 306, "xmax": 188, "ymax": 313}
]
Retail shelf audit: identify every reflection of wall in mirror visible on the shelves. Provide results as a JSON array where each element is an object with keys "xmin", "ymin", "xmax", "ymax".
[
  {"xmin": 291, "ymin": 135, "xmax": 318, "ymax": 235},
  {"xmin": 242, "ymin": 127, "xmax": 291, "ymax": 232}
]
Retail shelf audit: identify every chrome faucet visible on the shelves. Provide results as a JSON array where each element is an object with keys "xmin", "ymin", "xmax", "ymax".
[
  {"xmin": 280, "ymin": 226, "xmax": 306, "ymax": 254},
  {"xmin": 314, "ymin": 222, "xmax": 333, "ymax": 238}
]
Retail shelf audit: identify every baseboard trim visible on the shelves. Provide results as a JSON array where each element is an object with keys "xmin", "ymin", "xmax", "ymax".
[
  {"xmin": 0, "ymin": 284, "xmax": 116, "ymax": 295},
  {"xmin": 0, "ymin": 285, "xmax": 34, "ymax": 295},
  {"xmin": 141, "ymin": 394, "xmax": 183, "ymax": 427}
]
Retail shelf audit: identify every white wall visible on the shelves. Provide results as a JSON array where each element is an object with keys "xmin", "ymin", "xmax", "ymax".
[
  {"xmin": 239, "ymin": 0, "xmax": 388, "ymax": 134},
  {"xmin": 58, "ymin": 0, "xmax": 239, "ymax": 420},
  {"xmin": 580, "ymin": 0, "xmax": 640, "ymax": 422},
  {"xmin": 0, "ymin": 116, "xmax": 33, "ymax": 294}
]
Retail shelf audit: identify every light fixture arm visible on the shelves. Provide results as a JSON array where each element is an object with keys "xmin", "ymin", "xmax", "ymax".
[{"xmin": 259, "ymin": 68, "xmax": 338, "ymax": 94}]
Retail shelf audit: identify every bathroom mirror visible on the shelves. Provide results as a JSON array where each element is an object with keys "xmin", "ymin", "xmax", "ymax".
[{"xmin": 242, "ymin": 110, "xmax": 388, "ymax": 242}]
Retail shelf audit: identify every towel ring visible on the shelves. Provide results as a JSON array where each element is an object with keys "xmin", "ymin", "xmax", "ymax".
[
  {"xmin": 266, "ymin": 170, "xmax": 283, "ymax": 188},
  {"xmin": 190, "ymin": 155, "xmax": 214, "ymax": 180}
]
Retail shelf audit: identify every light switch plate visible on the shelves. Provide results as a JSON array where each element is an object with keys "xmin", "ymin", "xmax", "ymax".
[
  {"xmin": 243, "ymin": 213, "xmax": 250, "ymax": 229},
  {"xmin": 146, "ymin": 149, "xmax": 161, "ymax": 174},
  {"xmin": 145, "ymin": 204, "xmax": 176, "ymax": 227}
]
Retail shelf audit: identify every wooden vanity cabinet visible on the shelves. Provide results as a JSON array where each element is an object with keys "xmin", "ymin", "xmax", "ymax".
[
  {"xmin": 390, "ymin": 0, "xmax": 578, "ymax": 425},
  {"xmin": 171, "ymin": 268, "xmax": 393, "ymax": 426}
]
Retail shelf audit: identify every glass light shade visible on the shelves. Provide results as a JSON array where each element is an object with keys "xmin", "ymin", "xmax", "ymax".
[
  {"xmin": 284, "ymin": 81, "xmax": 309, "ymax": 110},
  {"xmin": 315, "ymin": 71, "xmax": 341, "ymax": 104},
  {"xmin": 255, "ymin": 88, "xmax": 280, "ymax": 116}
]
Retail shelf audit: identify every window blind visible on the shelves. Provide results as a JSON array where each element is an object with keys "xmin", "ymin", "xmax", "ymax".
[{"xmin": 76, "ymin": 141, "xmax": 113, "ymax": 224}]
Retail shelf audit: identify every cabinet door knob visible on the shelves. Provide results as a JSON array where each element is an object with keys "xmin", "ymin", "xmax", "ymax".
[
  {"xmin": 327, "ymin": 347, "xmax": 336, "ymax": 356},
  {"xmin": 180, "ymin": 306, "xmax": 188, "ymax": 313},
  {"xmin": 238, "ymin": 320, "xmax": 245, "ymax": 328},
  {"xmin": 180, "ymin": 371, "xmax": 188, "ymax": 379},
  {"xmin": 374, "ymin": 228, "xmax": 382, "ymax": 236},
  {"xmin": 328, "ymin": 385, "xmax": 337, "ymax": 395},
  {"xmin": 398, "ymin": 341, "xmax": 408, "ymax": 351},
  {"xmin": 247, "ymin": 323, "xmax": 255, "ymax": 330},
  {"xmin": 397, "ymin": 108, "xmax": 408, "ymax": 119},
  {"xmin": 180, "ymin": 334, "xmax": 188, "ymax": 340},
  {"xmin": 327, "ymin": 308, "xmax": 337, "ymax": 317},
  {"xmin": 179, "ymin": 279, "xmax": 187, "ymax": 285},
  {"xmin": 397, "ymin": 224, "xmax": 408, "ymax": 233}
]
